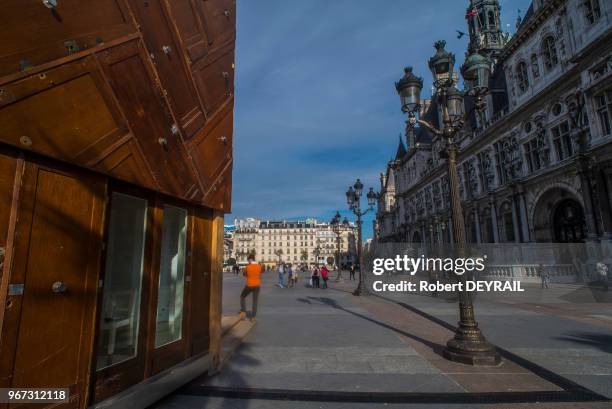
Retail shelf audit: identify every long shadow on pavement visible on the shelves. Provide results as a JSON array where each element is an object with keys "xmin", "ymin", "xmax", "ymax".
[
  {"xmin": 555, "ymin": 332, "xmax": 612, "ymax": 354},
  {"xmin": 297, "ymin": 296, "xmax": 445, "ymax": 357}
]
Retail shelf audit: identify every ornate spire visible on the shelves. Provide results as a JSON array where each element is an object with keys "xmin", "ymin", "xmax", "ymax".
[{"xmin": 465, "ymin": 0, "xmax": 507, "ymax": 58}]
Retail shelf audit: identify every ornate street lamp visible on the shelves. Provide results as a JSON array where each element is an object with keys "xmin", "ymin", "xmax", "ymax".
[
  {"xmin": 461, "ymin": 50, "xmax": 491, "ymax": 120},
  {"xmin": 397, "ymin": 41, "xmax": 500, "ymax": 366},
  {"xmin": 428, "ymin": 40, "xmax": 456, "ymax": 89},
  {"xmin": 346, "ymin": 181, "xmax": 377, "ymax": 296},
  {"xmin": 396, "ymin": 66, "xmax": 424, "ymax": 114},
  {"xmin": 330, "ymin": 211, "xmax": 351, "ymax": 280}
]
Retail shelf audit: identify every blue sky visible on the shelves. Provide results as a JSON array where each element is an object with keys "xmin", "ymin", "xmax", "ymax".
[{"xmin": 229, "ymin": 0, "xmax": 531, "ymax": 238}]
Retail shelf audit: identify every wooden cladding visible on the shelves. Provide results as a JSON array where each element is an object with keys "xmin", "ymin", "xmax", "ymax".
[
  {"xmin": 0, "ymin": 0, "xmax": 135, "ymax": 78},
  {"xmin": 0, "ymin": 0, "xmax": 235, "ymax": 212},
  {"xmin": 97, "ymin": 40, "xmax": 198, "ymax": 197},
  {"xmin": 127, "ymin": 0, "xmax": 205, "ymax": 139},
  {"xmin": 0, "ymin": 56, "xmax": 127, "ymax": 164},
  {"xmin": 166, "ymin": 0, "xmax": 236, "ymax": 60}
]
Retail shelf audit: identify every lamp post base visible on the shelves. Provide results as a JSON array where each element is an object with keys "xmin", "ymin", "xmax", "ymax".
[
  {"xmin": 443, "ymin": 323, "xmax": 501, "ymax": 366},
  {"xmin": 352, "ymin": 280, "xmax": 368, "ymax": 296}
]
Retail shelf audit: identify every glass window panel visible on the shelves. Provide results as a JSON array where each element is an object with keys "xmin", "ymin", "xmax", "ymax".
[
  {"xmin": 155, "ymin": 205, "xmax": 188, "ymax": 347},
  {"xmin": 97, "ymin": 193, "xmax": 147, "ymax": 370}
]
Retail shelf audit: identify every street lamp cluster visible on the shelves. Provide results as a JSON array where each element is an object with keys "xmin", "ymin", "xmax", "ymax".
[
  {"xmin": 346, "ymin": 179, "xmax": 377, "ymax": 296},
  {"xmin": 394, "ymin": 41, "xmax": 501, "ymax": 365}
]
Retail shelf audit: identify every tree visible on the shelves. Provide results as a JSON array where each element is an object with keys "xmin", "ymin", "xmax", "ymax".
[
  {"xmin": 300, "ymin": 249, "xmax": 308, "ymax": 262},
  {"xmin": 274, "ymin": 249, "xmax": 283, "ymax": 263},
  {"xmin": 227, "ymin": 258, "xmax": 236, "ymax": 266}
]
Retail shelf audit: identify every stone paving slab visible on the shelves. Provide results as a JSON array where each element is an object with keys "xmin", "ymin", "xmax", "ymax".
[
  {"xmin": 150, "ymin": 395, "xmax": 612, "ymax": 409},
  {"xmin": 373, "ymin": 285, "xmax": 612, "ymax": 398},
  {"xmin": 202, "ymin": 372, "xmax": 463, "ymax": 393},
  {"xmin": 150, "ymin": 273, "xmax": 612, "ymax": 407},
  {"xmin": 209, "ymin": 274, "xmax": 573, "ymax": 393}
]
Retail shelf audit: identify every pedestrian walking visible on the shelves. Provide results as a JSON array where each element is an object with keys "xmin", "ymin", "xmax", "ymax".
[
  {"xmin": 287, "ymin": 264, "xmax": 294, "ymax": 288},
  {"xmin": 539, "ymin": 264, "xmax": 550, "ymax": 289},
  {"xmin": 349, "ymin": 264, "xmax": 356, "ymax": 281},
  {"xmin": 239, "ymin": 254, "xmax": 262, "ymax": 323},
  {"xmin": 597, "ymin": 262, "xmax": 609, "ymax": 291},
  {"xmin": 291, "ymin": 266, "xmax": 299, "ymax": 286},
  {"xmin": 312, "ymin": 266, "xmax": 320, "ymax": 288},
  {"xmin": 321, "ymin": 265, "xmax": 329, "ymax": 289},
  {"xmin": 278, "ymin": 263, "xmax": 285, "ymax": 288}
]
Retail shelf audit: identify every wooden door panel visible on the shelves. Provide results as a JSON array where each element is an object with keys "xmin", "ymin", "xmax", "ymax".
[
  {"xmin": 0, "ymin": 57, "xmax": 127, "ymax": 165},
  {"xmin": 203, "ymin": 162, "xmax": 232, "ymax": 212},
  {"xmin": 127, "ymin": 0, "xmax": 205, "ymax": 139},
  {"xmin": 164, "ymin": 0, "xmax": 210, "ymax": 63},
  {"xmin": 0, "ymin": 0, "xmax": 135, "ymax": 78},
  {"xmin": 201, "ymin": 0, "xmax": 236, "ymax": 50},
  {"xmin": 97, "ymin": 40, "xmax": 198, "ymax": 198},
  {"xmin": 189, "ymin": 109, "xmax": 232, "ymax": 188},
  {"xmin": 2, "ymin": 160, "xmax": 105, "ymax": 408},
  {"xmin": 192, "ymin": 48, "xmax": 234, "ymax": 117},
  {"xmin": 189, "ymin": 207, "xmax": 213, "ymax": 355},
  {"xmin": 146, "ymin": 198, "xmax": 194, "ymax": 375}
]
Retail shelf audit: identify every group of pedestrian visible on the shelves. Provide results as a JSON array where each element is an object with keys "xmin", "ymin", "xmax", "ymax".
[
  {"xmin": 309, "ymin": 265, "xmax": 329, "ymax": 288},
  {"xmin": 277, "ymin": 263, "xmax": 300, "ymax": 288}
]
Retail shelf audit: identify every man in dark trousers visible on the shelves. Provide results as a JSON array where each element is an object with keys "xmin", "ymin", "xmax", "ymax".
[
  {"xmin": 349, "ymin": 264, "xmax": 356, "ymax": 280},
  {"xmin": 239, "ymin": 254, "xmax": 262, "ymax": 323}
]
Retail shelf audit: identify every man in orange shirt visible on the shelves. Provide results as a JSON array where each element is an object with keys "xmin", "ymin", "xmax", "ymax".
[{"xmin": 240, "ymin": 254, "xmax": 262, "ymax": 323}]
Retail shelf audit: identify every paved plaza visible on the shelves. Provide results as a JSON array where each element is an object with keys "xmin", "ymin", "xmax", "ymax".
[{"xmin": 151, "ymin": 271, "xmax": 612, "ymax": 408}]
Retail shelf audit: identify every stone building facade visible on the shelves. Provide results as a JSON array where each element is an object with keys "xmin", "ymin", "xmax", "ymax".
[
  {"xmin": 375, "ymin": 0, "xmax": 612, "ymax": 249},
  {"xmin": 232, "ymin": 218, "xmax": 357, "ymax": 268}
]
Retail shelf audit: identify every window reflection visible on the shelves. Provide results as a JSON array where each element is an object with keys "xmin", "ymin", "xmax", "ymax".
[
  {"xmin": 155, "ymin": 205, "xmax": 188, "ymax": 347},
  {"xmin": 97, "ymin": 193, "xmax": 147, "ymax": 370}
]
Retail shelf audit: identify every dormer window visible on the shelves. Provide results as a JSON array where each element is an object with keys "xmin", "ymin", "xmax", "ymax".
[{"xmin": 542, "ymin": 36, "xmax": 558, "ymax": 71}]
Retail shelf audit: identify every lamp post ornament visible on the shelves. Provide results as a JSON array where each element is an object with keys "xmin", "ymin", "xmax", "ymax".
[
  {"xmin": 346, "ymin": 179, "xmax": 378, "ymax": 296},
  {"xmin": 395, "ymin": 40, "xmax": 501, "ymax": 365}
]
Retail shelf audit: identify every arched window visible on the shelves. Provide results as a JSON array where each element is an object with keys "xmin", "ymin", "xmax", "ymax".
[
  {"xmin": 530, "ymin": 54, "xmax": 540, "ymax": 78},
  {"xmin": 584, "ymin": 0, "xmax": 602, "ymax": 25},
  {"xmin": 516, "ymin": 61, "xmax": 529, "ymax": 93},
  {"xmin": 541, "ymin": 36, "xmax": 558, "ymax": 71}
]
